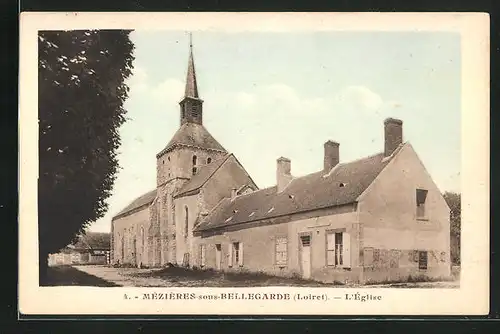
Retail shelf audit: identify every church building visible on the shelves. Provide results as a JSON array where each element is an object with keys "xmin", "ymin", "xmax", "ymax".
[{"xmin": 111, "ymin": 40, "xmax": 451, "ymax": 284}]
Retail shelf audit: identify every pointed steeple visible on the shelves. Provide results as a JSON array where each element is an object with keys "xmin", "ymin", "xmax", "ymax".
[
  {"xmin": 179, "ymin": 33, "xmax": 203, "ymax": 125},
  {"xmin": 184, "ymin": 33, "xmax": 199, "ymax": 99}
]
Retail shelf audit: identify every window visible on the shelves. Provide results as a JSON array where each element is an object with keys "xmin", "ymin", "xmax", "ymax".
[
  {"xmin": 140, "ymin": 226, "xmax": 145, "ymax": 253},
  {"xmin": 181, "ymin": 107, "xmax": 186, "ymax": 120},
  {"xmin": 416, "ymin": 189, "xmax": 428, "ymax": 219},
  {"xmin": 171, "ymin": 244, "xmax": 176, "ymax": 263},
  {"xmin": 184, "ymin": 206, "xmax": 189, "ymax": 237},
  {"xmin": 327, "ymin": 231, "xmax": 351, "ymax": 267},
  {"xmin": 207, "ymin": 157, "xmax": 212, "ymax": 164},
  {"xmin": 191, "ymin": 105, "xmax": 199, "ymax": 118},
  {"xmin": 233, "ymin": 242, "xmax": 240, "ymax": 264},
  {"xmin": 231, "ymin": 242, "xmax": 243, "ymax": 267},
  {"xmin": 418, "ymin": 251, "xmax": 428, "ymax": 270},
  {"xmin": 192, "ymin": 155, "xmax": 198, "ymax": 175},
  {"xmin": 327, "ymin": 232, "xmax": 342, "ymax": 266},
  {"xmin": 200, "ymin": 245, "xmax": 206, "ymax": 267},
  {"xmin": 275, "ymin": 237, "xmax": 288, "ymax": 266},
  {"xmin": 121, "ymin": 234, "xmax": 124, "ymax": 261}
]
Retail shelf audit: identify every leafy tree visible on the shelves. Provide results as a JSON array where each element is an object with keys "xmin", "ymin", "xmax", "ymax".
[
  {"xmin": 38, "ymin": 30, "xmax": 134, "ymax": 284},
  {"xmin": 443, "ymin": 191, "xmax": 461, "ymax": 265}
]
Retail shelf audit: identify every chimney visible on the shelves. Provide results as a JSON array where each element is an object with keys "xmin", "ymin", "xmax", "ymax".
[
  {"xmin": 276, "ymin": 157, "xmax": 292, "ymax": 192},
  {"xmin": 324, "ymin": 141, "xmax": 339, "ymax": 172},
  {"xmin": 384, "ymin": 118, "xmax": 403, "ymax": 157},
  {"xmin": 231, "ymin": 187, "xmax": 238, "ymax": 200}
]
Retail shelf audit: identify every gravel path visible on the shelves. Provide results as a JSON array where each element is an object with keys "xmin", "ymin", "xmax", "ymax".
[
  {"xmin": 72, "ymin": 265, "xmax": 460, "ymax": 288},
  {"xmin": 73, "ymin": 265, "xmax": 173, "ymax": 287}
]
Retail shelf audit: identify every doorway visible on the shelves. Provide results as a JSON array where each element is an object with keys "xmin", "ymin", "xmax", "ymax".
[
  {"xmin": 215, "ymin": 244, "xmax": 222, "ymax": 270},
  {"xmin": 300, "ymin": 235, "xmax": 312, "ymax": 279}
]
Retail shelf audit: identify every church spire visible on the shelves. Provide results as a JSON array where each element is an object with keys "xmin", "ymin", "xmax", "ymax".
[
  {"xmin": 184, "ymin": 33, "xmax": 199, "ymax": 99},
  {"xmin": 179, "ymin": 33, "xmax": 203, "ymax": 125}
]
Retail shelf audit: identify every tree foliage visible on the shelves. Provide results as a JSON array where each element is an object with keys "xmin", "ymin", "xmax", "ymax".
[
  {"xmin": 443, "ymin": 191, "xmax": 461, "ymax": 265},
  {"xmin": 38, "ymin": 30, "xmax": 135, "ymax": 267}
]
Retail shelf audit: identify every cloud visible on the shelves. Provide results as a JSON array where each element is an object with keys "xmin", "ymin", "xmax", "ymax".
[
  {"xmin": 333, "ymin": 85, "xmax": 384, "ymax": 112},
  {"xmin": 151, "ymin": 78, "xmax": 184, "ymax": 104},
  {"xmin": 126, "ymin": 65, "xmax": 149, "ymax": 94},
  {"xmin": 125, "ymin": 65, "xmax": 185, "ymax": 107}
]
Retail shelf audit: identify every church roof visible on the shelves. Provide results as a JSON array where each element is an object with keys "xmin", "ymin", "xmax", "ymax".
[
  {"xmin": 175, "ymin": 154, "xmax": 232, "ymax": 197},
  {"xmin": 157, "ymin": 122, "xmax": 227, "ymax": 157},
  {"xmin": 194, "ymin": 145, "xmax": 404, "ymax": 232},
  {"xmin": 112, "ymin": 189, "xmax": 157, "ymax": 220}
]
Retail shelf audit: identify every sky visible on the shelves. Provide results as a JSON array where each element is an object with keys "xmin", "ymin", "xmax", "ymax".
[{"xmin": 88, "ymin": 30, "xmax": 461, "ymax": 233}]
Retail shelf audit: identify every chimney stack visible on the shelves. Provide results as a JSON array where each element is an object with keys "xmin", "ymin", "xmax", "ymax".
[
  {"xmin": 231, "ymin": 187, "xmax": 238, "ymax": 200},
  {"xmin": 324, "ymin": 141, "xmax": 340, "ymax": 172},
  {"xmin": 276, "ymin": 157, "xmax": 292, "ymax": 192},
  {"xmin": 384, "ymin": 118, "xmax": 403, "ymax": 157}
]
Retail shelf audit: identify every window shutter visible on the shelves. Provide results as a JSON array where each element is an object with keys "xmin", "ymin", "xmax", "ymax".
[
  {"xmin": 342, "ymin": 232, "xmax": 351, "ymax": 267},
  {"xmin": 238, "ymin": 242, "xmax": 244, "ymax": 267},
  {"xmin": 228, "ymin": 243, "xmax": 233, "ymax": 267}
]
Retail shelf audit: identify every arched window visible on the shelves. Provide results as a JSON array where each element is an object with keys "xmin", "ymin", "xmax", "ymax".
[
  {"xmin": 140, "ymin": 226, "xmax": 145, "ymax": 254},
  {"xmin": 184, "ymin": 206, "xmax": 189, "ymax": 237},
  {"xmin": 121, "ymin": 234, "xmax": 125, "ymax": 261},
  {"xmin": 207, "ymin": 157, "xmax": 212, "ymax": 164},
  {"xmin": 192, "ymin": 155, "xmax": 198, "ymax": 175}
]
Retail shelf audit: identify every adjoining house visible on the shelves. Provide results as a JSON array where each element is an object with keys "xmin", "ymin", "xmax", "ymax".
[
  {"xmin": 111, "ymin": 40, "xmax": 451, "ymax": 284},
  {"xmin": 48, "ymin": 232, "xmax": 111, "ymax": 266}
]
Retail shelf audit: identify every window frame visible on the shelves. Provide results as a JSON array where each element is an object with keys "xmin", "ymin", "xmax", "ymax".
[
  {"xmin": 416, "ymin": 188, "xmax": 429, "ymax": 220},
  {"xmin": 326, "ymin": 229, "xmax": 346, "ymax": 267},
  {"xmin": 233, "ymin": 242, "xmax": 239, "ymax": 264},
  {"xmin": 418, "ymin": 250, "xmax": 428, "ymax": 270}
]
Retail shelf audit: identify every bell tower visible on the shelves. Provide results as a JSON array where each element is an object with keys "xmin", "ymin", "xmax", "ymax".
[{"xmin": 179, "ymin": 33, "xmax": 203, "ymax": 125}]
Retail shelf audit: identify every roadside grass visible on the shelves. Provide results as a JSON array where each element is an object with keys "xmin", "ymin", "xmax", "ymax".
[
  {"xmin": 129, "ymin": 265, "xmax": 340, "ymax": 287},
  {"xmin": 44, "ymin": 265, "xmax": 121, "ymax": 287}
]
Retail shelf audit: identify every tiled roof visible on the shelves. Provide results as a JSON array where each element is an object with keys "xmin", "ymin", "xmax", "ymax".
[
  {"xmin": 112, "ymin": 189, "xmax": 157, "ymax": 220},
  {"xmin": 175, "ymin": 154, "xmax": 232, "ymax": 197},
  {"xmin": 195, "ymin": 146, "xmax": 403, "ymax": 232},
  {"xmin": 157, "ymin": 123, "xmax": 227, "ymax": 157}
]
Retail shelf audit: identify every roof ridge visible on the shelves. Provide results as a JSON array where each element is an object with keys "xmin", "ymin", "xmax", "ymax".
[
  {"xmin": 235, "ymin": 185, "xmax": 276, "ymax": 199},
  {"xmin": 175, "ymin": 153, "xmax": 232, "ymax": 197},
  {"xmin": 112, "ymin": 188, "xmax": 157, "ymax": 219},
  {"xmin": 193, "ymin": 197, "xmax": 230, "ymax": 231}
]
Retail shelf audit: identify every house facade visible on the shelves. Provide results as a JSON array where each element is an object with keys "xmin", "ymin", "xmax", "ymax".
[
  {"xmin": 111, "ymin": 41, "xmax": 451, "ymax": 284},
  {"xmin": 48, "ymin": 232, "xmax": 111, "ymax": 266}
]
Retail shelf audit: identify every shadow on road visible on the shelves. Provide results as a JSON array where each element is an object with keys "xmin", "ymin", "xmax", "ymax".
[{"xmin": 43, "ymin": 265, "xmax": 121, "ymax": 287}]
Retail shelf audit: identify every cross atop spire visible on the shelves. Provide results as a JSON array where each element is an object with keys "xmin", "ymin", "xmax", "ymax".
[{"xmin": 184, "ymin": 32, "xmax": 199, "ymax": 99}]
